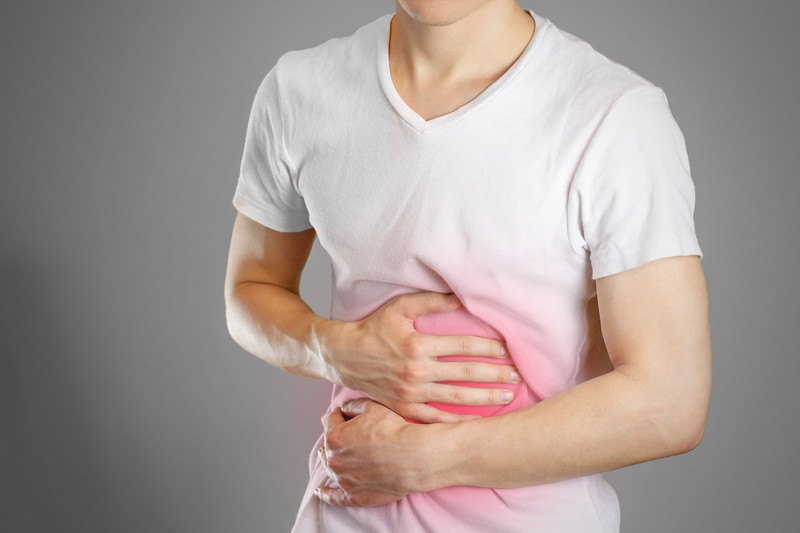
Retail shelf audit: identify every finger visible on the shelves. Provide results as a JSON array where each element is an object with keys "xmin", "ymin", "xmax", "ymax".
[
  {"xmin": 433, "ymin": 360, "xmax": 521, "ymax": 384},
  {"xmin": 315, "ymin": 486, "xmax": 390, "ymax": 508},
  {"xmin": 425, "ymin": 383, "xmax": 514, "ymax": 406},
  {"xmin": 397, "ymin": 291, "xmax": 461, "ymax": 319},
  {"xmin": 317, "ymin": 474, "xmax": 339, "ymax": 490},
  {"xmin": 317, "ymin": 447, "xmax": 337, "ymax": 480},
  {"xmin": 341, "ymin": 408, "xmax": 359, "ymax": 421},
  {"xmin": 401, "ymin": 402, "xmax": 483, "ymax": 424},
  {"xmin": 315, "ymin": 485, "xmax": 353, "ymax": 507},
  {"xmin": 339, "ymin": 397, "xmax": 372, "ymax": 417},
  {"xmin": 414, "ymin": 333, "xmax": 509, "ymax": 359},
  {"xmin": 323, "ymin": 407, "xmax": 346, "ymax": 432},
  {"xmin": 321, "ymin": 475, "xmax": 339, "ymax": 488}
]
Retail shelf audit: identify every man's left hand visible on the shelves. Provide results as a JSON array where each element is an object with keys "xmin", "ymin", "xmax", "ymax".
[{"xmin": 314, "ymin": 397, "xmax": 438, "ymax": 507}]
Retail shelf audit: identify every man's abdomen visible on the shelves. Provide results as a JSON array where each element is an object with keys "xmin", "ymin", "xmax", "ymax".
[{"xmin": 404, "ymin": 305, "xmax": 530, "ymax": 423}]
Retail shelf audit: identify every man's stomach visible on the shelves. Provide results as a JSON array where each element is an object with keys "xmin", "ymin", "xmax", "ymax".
[{"xmin": 402, "ymin": 304, "xmax": 531, "ymax": 423}]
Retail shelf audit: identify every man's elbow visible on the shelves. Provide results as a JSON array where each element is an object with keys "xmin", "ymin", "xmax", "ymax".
[
  {"xmin": 664, "ymin": 397, "xmax": 710, "ymax": 455},
  {"xmin": 223, "ymin": 289, "xmax": 246, "ymax": 347},
  {"xmin": 224, "ymin": 305, "xmax": 238, "ymax": 345},
  {"xmin": 670, "ymin": 369, "xmax": 712, "ymax": 454},
  {"xmin": 636, "ymin": 356, "xmax": 712, "ymax": 456},
  {"xmin": 674, "ymin": 418, "xmax": 706, "ymax": 455},
  {"xmin": 632, "ymin": 374, "xmax": 710, "ymax": 457}
]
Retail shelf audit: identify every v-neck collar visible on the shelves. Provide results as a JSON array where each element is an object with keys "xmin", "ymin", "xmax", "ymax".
[{"xmin": 376, "ymin": 8, "xmax": 548, "ymax": 135}]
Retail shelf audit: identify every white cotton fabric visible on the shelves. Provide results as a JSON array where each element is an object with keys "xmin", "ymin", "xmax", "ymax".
[{"xmin": 233, "ymin": 8, "xmax": 702, "ymax": 533}]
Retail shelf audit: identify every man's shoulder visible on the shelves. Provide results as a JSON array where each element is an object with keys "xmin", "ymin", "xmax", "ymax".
[
  {"xmin": 273, "ymin": 13, "xmax": 386, "ymax": 88},
  {"xmin": 539, "ymin": 16, "xmax": 659, "ymax": 109}
]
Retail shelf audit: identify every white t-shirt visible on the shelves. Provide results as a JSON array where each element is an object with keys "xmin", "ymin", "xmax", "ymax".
[{"xmin": 233, "ymin": 8, "xmax": 703, "ymax": 533}]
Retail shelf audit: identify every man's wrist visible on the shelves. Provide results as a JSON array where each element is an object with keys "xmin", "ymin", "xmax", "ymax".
[
  {"xmin": 403, "ymin": 417, "xmax": 478, "ymax": 493},
  {"xmin": 309, "ymin": 316, "xmax": 352, "ymax": 386}
]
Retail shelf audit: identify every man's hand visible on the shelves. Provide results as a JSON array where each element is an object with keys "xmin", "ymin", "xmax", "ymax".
[
  {"xmin": 314, "ymin": 397, "xmax": 439, "ymax": 507},
  {"xmin": 319, "ymin": 291, "xmax": 520, "ymax": 424}
]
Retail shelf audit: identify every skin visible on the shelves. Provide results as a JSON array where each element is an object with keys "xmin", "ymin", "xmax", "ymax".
[{"xmin": 225, "ymin": 0, "xmax": 712, "ymax": 510}]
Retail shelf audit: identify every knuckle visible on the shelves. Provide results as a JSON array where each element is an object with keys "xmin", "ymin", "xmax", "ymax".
[
  {"xmin": 449, "ymin": 388, "xmax": 465, "ymax": 404},
  {"xmin": 425, "ymin": 291, "xmax": 441, "ymax": 307},
  {"xmin": 460, "ymin": 364, "xmax": 476, "ymax": 380},
  {"xmin": 456, "ymin": 337, "xmax": 472, "ymax": 354},
  {"xmin": 489, "ymin": 340, "xmax": 501, "ymax": 357},
  {"xmin": 398, "ymin": 362, "xmax": 413, "ymax": 380},
  {"xmin": 328, "ymin": 455, "xmax": 341, "ymax": 471},
  {"xmin": 403, "ymin": 362, "xmax": 428, "ymax": 382},
  {"xmin": 336, "ymin": 476, "xmax": 352, "ymax": 491},
  {"xmin": 405, "ymin": 336, "xmax": 425, "ymax": 358},
  {"xmin": 324, "ymin": 430, "xmax": 340, "ymax": 449},
  {"xmin": 423, "ymin": 407, "xmax": 443, "ymax": 423},
  {"xmin": 396, "ymin": 383, "xmax": 416, "ymax": 401}
]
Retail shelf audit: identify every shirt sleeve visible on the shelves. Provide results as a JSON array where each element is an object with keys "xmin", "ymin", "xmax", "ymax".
[
  {"xmin": 232, "ymin": 62, "xmax": 313, "ymax": 232},
  {"xmin": 567, "ymin": 85, "xmax": 703, "ymax": 280}
]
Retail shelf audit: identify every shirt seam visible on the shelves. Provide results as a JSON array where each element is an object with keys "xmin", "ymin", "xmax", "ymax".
[
  {"xmin": 589, "ymin": 242, "xmax": 703, "ymax": 280},
  {"xmin": 232, "ymin": 190, "xmax": 312, "ymax": 232}
]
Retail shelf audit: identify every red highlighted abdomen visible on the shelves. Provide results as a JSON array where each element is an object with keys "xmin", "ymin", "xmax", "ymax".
[{"xmin": 404, "ymin": 305, "xmax": 529, "ymax": 424}]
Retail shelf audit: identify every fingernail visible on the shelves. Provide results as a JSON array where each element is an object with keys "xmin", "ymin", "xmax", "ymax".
[
  {"xmin": 509, "ymin": 370, "xmax": 521, "ymax": 383},
  {"xmin": 501, "ymin": 390, "xmax": 514, "ymax": 403},
  {"xmin": 499, "ymin": 345, "xmax": 507, "ymax": 356}
]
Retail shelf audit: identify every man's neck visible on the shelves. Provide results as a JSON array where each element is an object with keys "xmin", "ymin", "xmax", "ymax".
[{"xmin": 388, "ymin": 1, "xmax": 535, "ymax": 90}]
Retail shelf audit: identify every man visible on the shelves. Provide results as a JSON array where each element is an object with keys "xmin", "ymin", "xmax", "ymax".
[{"xmin": 224, "ymin": 1, "xmax": 712, "ymax": 531}]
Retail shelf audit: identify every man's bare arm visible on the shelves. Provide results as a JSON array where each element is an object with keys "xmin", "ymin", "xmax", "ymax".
[
  {"xmin": 224, "ymin": 211, "xmax": 338, "ymax": 380},
  {"xmin": 412, "ymin": 255, "xmax": 712, "ymax": 491}
]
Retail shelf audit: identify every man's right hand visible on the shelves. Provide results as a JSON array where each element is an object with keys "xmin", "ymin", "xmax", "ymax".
[{"xmin": 317, "ymin": 291, "xmax": 521, "ymax": 424}]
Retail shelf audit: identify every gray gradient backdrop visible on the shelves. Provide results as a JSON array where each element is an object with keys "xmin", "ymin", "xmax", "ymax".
[{"xmin": 1, "ymin": 1, "xmax": 797, "ymax": 532}]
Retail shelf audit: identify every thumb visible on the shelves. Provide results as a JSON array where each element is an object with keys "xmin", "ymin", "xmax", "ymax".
[
  {"xmin": 340, "ymin": 397, "xmax": 372, "ymax": 416},
  {"xmin": 400, "ymin": 291, "xmax": 461, "ymax": 319}
]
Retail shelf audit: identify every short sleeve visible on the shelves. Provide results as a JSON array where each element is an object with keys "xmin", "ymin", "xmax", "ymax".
[
  {"xmin": 567, "ymin": 85, "xmax": 703, "ymax": 280},
  {"xmin": 232, "ymin": 63, "xmax": 313, "ymax": 232}
]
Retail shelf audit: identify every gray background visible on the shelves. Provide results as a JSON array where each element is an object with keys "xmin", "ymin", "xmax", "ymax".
[{"xmin": 1, "ymin": 1, "xmax": 797, "ymax": 531}]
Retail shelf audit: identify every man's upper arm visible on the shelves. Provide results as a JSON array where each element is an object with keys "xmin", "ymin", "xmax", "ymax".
[
  {"xmin": 224, "ymin": 211, "xmax": 316, "ymax": 301},
  {"xmin": 595, "ymin": 255, "xmax": 712, "ymax": 450}
]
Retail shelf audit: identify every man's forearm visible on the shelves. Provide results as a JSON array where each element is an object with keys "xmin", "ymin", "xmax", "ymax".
[
  {"xmin": 225, "ymin": 281, "xmax": 342, "ymax": 381},
  {"xmin": 418, "ymin": 366, "xmax": 702, "ymax": 491}
]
